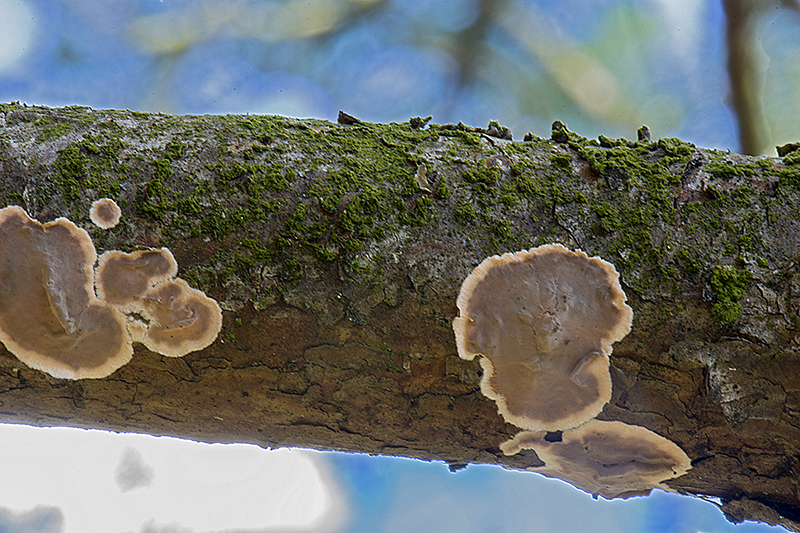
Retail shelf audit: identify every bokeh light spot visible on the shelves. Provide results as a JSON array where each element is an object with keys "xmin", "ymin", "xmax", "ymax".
[{"xmin": 0, "ymin": 0, "xmax": 36, "ymax": 72}]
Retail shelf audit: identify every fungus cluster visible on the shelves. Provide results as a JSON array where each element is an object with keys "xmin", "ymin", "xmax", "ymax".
[
  {"xmin": 96, "ymin": 249, "xmax": 222, "ymax": 358},
  {"xmin": 0, "ymin": 205, "xmax": 222, "ymax": 379},
  {"xmin": 454, "ymin": 244, "xmax": 691, "ymax": 498}
]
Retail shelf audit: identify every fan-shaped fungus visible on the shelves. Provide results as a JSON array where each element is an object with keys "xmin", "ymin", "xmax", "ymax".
[
  {"xmin": 453, "ymin": 244, "xmax": 633, "ymax": 431},
  {"xmin": 96, "ymin": 249, "xmax": 221, "ymax": 357},
  {"xmin": 137, "ymin": 279, "xmax": 223, "ymax": 357},
  {"xmin": 0, "ymin": 206, "xmax": 132, "ymax": 379},
  {"xmin": 96, "ymin": 249, "xmax": 178, "ymax": 309},
  {"xmin": 500, "ymin": 420, "xmax": 692, "ymax": 499}
]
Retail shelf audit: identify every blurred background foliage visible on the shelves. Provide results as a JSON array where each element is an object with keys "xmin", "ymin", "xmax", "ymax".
[{"xmin": 1, "ymin": 0, "xmax": 799, "ymax": 154}]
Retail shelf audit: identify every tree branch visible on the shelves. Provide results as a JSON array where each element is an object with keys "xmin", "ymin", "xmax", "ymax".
[{"xmin": 1, "ymin": 104, "xmax": 799, "ymax": 530}]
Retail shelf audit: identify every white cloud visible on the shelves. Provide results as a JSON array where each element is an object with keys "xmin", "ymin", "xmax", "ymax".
[{"xmin": 0, "ymin": 424, "xmax": 347, "ymax": 533}]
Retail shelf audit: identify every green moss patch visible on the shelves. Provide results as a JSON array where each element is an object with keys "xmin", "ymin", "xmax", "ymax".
[{"xmin": 710, "ymin": 265, "xmax": 752, "ymax": 325}]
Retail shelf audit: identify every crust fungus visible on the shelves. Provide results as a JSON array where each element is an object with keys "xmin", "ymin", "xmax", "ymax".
[
  {"xmin": 453, "ymin": 244, "xmax": 633, "ymax": 432},
  {"xmin": 0, "ymin": 206, "xmax": 223, "ymax": 379},
  {"xmin": 499, "ymin": 420, "xmax": 692, "ymax": 499},
  {"xmin": 0, "ymin": 206, "xmax": 132, "ymax": 379},
  {"xmin": 89, "ymin": 198, "xmax": 122, "ymax": 229}
]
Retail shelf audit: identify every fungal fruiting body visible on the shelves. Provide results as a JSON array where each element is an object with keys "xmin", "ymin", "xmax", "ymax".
[
  {"xmin": 0, "ymin": 206, "xmax": 132, "ymax": 379},
  {"xmin": 454, "ymin": 244, "xmax": 691, "ymax": 498},
  {"xmin": 453, "ymin": 244, "xmax": 633, "ymax": 432},
  {"xmin": 97, "ymin": 253, "xmax": 222, "ymax": 358},
  {"xmin": 0, "ymin": 205, "xmax": 222, "ymax": 379},
  {"xmin": 89, "ymin": 198, "xmax": 122, "ymax": 229},
  {"xmin": 96, "ymin": 249, "xmax": 179, "ymax": 309},
  {"xmin": 500, "ymin": 421, "xmax": 692, "ymax": 499}
]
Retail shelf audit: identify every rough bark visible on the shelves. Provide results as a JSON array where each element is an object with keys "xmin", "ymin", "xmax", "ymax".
[{"xmin": 1, "ymin": 103, "xmax": 800, "ymax": 530}]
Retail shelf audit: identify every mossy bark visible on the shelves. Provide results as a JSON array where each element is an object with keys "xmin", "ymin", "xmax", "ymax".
[{"xmin": 1, "ymin": 103, "xmax": 800, "ymax": 530}]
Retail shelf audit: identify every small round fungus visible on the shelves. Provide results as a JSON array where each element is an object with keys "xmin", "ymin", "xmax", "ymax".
[
  {"xmin": 0, "ymin": 206, "xmax": 132, "ymax": 379},
  {"xmin": 96, "ymin": 249, "xmax": 178, "ymax": 309},
  {"xmin": 137, "ymin": 279, "xmax": 223, "ymax": 357},
  {"xmin": 89, "ymin": 198, "xmax": 122, "ymax": 229},
  {"xmin": 499, "ymin": 420, "xmax": 692, "ymax": 499},
  {"xmin": 453, "ymin": 244, "xmax": 633, "ymax": 432}
]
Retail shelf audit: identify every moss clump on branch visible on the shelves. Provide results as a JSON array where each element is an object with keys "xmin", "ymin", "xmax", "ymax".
[
  {"xmin": 710, "ymin": 265, "xmax": 752, "ymax": 325},
  {"xmin": 0, "ymin": 103, "xmax": 793, "ymax": 328}
]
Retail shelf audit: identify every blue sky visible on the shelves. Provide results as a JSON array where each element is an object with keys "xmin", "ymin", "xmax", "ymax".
[
  {"xmin": 0, "ymin": 0, "xmax": 797, "ymax": 531},
  {"xmin": 328, "ymin": 452, "xmax": 789, "ymax": 533}
]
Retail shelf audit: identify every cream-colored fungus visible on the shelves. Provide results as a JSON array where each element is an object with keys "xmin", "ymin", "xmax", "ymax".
[
  {"xmin": 96, "ymin": 249, "xmax": 221, "ymax": 357},
  {"xmin": 0, "ymin": 205, "xmax": 223, "ymax": 379},
  {"xmin": 453, "ymin": 244, "xmax": 633, "ymax": 432},
  {"xmin": 96, "ymin": 249, "xmax": 178, "ymax": 309},
  {"xmin": 454, "ymin": 244, "xmax": 692, "ymax": 499},
  {"xmin": 137, "ymin": 279, "xmax": 223, "ymax": 357},
  {"xmin": 89, "ymin": 198, "xmax": 122, "ymax": 229},
  {"xmin": 500, "ymin": 420, "xmax": 692, "ymax": 499},
  {"xmin": 0, "ymin": 206, "xmax": 132, "ymax": 379}
]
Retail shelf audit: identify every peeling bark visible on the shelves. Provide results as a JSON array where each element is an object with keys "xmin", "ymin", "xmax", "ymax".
[{"xmin": 1, "ymin": 103, "xmax": 800, "ymax": 530}]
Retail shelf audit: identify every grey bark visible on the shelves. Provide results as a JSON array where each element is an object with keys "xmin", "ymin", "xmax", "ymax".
[{"xmin": 1, "ymin": 103, "xmax": 800, "ymax": 530}]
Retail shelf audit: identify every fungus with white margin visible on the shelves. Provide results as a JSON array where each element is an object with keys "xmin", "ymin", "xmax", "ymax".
[
  {"xmin": 499, "ymin": 420, "xmax": 692, "ymax": 499},
  {"xmin": 96, "ymin": 249, "xmax": 222, "ymax": 357},
  {"xmin": 0, "ymin": 206, "xmax": 132, "ymax": 379},
  {"xmin": 453, "ymin": 244, "xmax": 633, "ymax": 432},
  {"xmin": 0, "ymin": 205, "xmax": 223, "ymax": 379},
  {"xmin": 137, "ymin": 278, "xmax": 222, "ymax": 357},
  {"xmin": 89, "ymin": 198, "xmax": 122, "ymax": 229}
]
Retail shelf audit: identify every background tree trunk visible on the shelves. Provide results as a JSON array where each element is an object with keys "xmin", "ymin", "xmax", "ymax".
[{"xmin": 1, "ymin": 103, "xmax": 800, "ymax": 530}]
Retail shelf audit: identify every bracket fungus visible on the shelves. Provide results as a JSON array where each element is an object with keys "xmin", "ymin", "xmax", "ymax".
[
  {"xmin": 96, "ymin": 249, "xmax": 222, "ymax": 357},
  {"xmin": 454, "ymin": 244, "xmax": 692, "ymax": 498},
  {"xmin": 453, "ymin": 244, "xmax": 633, "ymax": 432},
  {"xmin": 96, "ymin": 249, "xmax": 179, "ymax": 309},
  {"xmin": 0, "ymin": 206, "xmax": 222, "ymax": 379},
  {"xmin": 0, "ymin": 206, "xmax": 132, "ymax": 379},
  {"xmin": 499, "ymin": 420, "xmax": 692, "ymax": 499},
  {"xmin": 136, "ymin": 279, "xmax": 222, "ymax": 357},
  {"xmin": 89, "ymin": 198, "xmax": 122, "ymax": 229}
]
